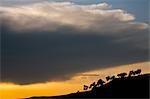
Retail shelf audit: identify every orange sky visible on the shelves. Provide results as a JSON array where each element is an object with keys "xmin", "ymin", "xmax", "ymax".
[{"xmin": 0, "ymin": 62, "xmax": 149, "ymax": 99}]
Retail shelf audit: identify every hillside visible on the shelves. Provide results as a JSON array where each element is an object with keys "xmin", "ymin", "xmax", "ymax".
[{"xmin": 26, "ymin": 74, "xmax": 149, "ymax": 98}]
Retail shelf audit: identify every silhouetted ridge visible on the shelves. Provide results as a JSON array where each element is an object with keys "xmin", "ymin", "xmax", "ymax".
[{"xmin": 26, "ymin": 73, "xmax": 149, "ymax": 98}]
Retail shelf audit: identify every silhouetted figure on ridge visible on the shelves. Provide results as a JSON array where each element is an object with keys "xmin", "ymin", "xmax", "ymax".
[
  {"xmin": 96, "ymin": 79, "xmax": 105, "ymax": 87},
  {"xmin": 134, "ymin": 69, "xmax": 141, "ymax": 75},
  {"xmin": 111, "ymin": 75, "xmax": 115, "ymax": 80},
  {"xmin": 117, "ymin": 73, "xmax": 127, "ymax": 78},
  {"xmin": 83, "ymin": 85, "xmax": 88, "ymax": 90},
  {"xmin": 89, "ymin": 82, "xmax": 96, "ymax": 89},
  {"xmin": 128, "ymin": 69, "xmax": 141, "ymax": 77},
  {"xmin": 82, "ymin": 69, "xmax": 142, "ymax": 91},
  {"xmin": 106, "ymin": 75, "xmax": 115, "ymax": 81},
  {"xmin": 128, "ymin": 70, "xmax": 135, "ymax": 77},
  {"xmin": 106, "ymin": 76, "xmax": 110, "ymax": 81}
]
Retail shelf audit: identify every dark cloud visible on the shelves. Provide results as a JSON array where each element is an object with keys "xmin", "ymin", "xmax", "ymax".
[
  {"xmin": 1, "ymin": 25, "xmax": 148, "ymax": 84},
  {"xmin": 0, "ymin": 2, "xmax": 149, "ymax": 84}
]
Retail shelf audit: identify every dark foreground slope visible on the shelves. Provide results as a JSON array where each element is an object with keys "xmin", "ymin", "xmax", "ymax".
[{"xmin": 27, "ymin": 74, "xmax": 149, "ymax": 98}]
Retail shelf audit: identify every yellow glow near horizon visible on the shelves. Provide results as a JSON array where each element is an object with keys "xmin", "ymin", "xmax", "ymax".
[
  {"xmin": 0, "ymin": 62, "xmax": 149, "ymax": 99},
  {"xmin": 0, "ymin": 82, "xmax": 82, "ymax": 99}
]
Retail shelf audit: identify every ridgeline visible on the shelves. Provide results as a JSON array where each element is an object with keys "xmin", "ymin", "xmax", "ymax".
[{"xmin": 26, "ymin": 73, "xmax": 149, "ymax": 98}]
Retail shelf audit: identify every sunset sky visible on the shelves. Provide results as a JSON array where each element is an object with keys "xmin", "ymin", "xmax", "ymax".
[{"xmin": 0, "ymin": 0, "xmax": 149, "ymax": 99}]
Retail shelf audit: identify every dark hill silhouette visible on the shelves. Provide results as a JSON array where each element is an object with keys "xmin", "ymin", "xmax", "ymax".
[{"xmin": 26, "ymin": 73, "xmax": 149, "ymax": 98}]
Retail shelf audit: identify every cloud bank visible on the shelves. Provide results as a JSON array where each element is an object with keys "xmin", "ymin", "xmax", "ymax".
[
  {"xmin": 1, "ymin": 2, "xmax": 147, "ymax": 33},
  {"xmin": 1, "ymin": 2, "xmax": 149, "ymax": 84}
]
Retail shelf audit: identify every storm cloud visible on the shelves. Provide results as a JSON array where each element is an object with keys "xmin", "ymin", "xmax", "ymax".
[{"xmin": 0, "ymin": 2, "xmax": 149, "ymax": 84}]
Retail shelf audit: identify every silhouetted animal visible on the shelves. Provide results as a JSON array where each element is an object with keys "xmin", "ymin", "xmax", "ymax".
[
  {"xmin": 134, "ymin": 69, "xmax": 141, "ymax": 75},
  {"xmin": 96, "ymin": 79, "xmax": 105, "ymax": 87},
  {"xmin": 128, "ymin": 69, "xmax": 141, "ymax": 77},
  {"xmin": 128, "ymin": 70, "xmax": 135, "ymax": 77},
  {"xmin": 106, "ymin": 76, "xmax": 110, "ymax": 81},
  {"xmin": 117, "ymin": 73, "xmax": 127, "ymax": 78},
  {"xmin": 83, "ymin": 85, "xmax": 88, "ymax": 90},
  {"xmin": 89, "ymin": 82, "xmax": 96, "ymax": 89},
  {"xmin": 111, "ymin": 75, "xmax": 115, "ymax": 80},
  {"xmin": 106, "ymin": 75, "xmax": 115, "ymax": 81}
]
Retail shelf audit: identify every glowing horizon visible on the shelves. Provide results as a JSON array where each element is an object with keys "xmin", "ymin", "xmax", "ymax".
[{"xmin": 1, "ymin": 62, "xmax": 149, "ymax": 99}]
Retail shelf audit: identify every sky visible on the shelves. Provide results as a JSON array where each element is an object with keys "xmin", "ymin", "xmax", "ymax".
[
  {"xmin": 1, "ymin": 0, "xmax": 149, "ymax": 22},
  {"xmin": 0, "ymin": 0, "xmax": 149, "ymax": 99}
]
